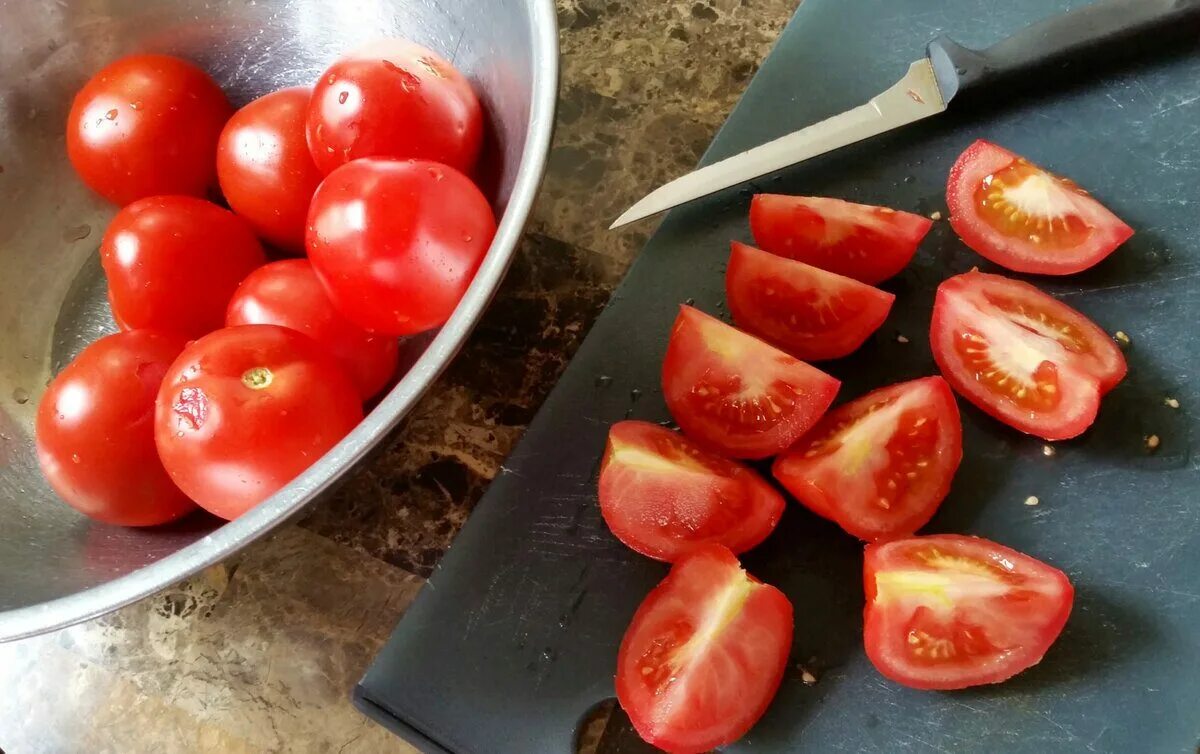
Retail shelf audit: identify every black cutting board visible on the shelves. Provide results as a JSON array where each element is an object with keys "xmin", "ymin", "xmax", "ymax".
[{"xmin": 356, "ymin": 0, "xmax": 1200, "ymax": 751}]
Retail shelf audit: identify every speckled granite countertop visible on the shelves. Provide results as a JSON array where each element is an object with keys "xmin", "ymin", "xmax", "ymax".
[{"xmin": 0, "ymin": 2, "xmax": 796, "ymax": 751}]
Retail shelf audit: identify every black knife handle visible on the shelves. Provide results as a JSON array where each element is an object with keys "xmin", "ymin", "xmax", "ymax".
[{"xmin": 928, "ymin": 0, "xmax": 1200, "ymax": 102}]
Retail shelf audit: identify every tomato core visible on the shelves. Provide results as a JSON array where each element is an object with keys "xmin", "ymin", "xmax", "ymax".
[{"xmin": 974, "ymin": 160, "xmax": 1092, "ymax": 249}]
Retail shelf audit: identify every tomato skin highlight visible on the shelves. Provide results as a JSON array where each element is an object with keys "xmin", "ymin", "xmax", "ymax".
[
  {"xmin": 154, "ymin": 325, "xmax": 362, "ymax": 520},
  {"xmin": 598, "ymin": 421, "xmax": 785, "ymax": 561},
  {"xmin": 750, "ymin": 194, "xmax": 932, "ymax": 284},
  {"xmin": 217, "ymin": 87, "xmax": 323, "ymax": 253},
  {"xmin": 726, "ymin": 241, "xmax": 894, "ymax": 361},
  {"xmin": 662, "ymin": 306, "xmax": 840, "ymax": 459},
  {"xmin": 36, "ymin": 331, "xmax": 194, "ymax": 526},
  {"xmin": 226, "ymin": 259, "xmax": 398, "ymax": 401},
  {"xmin": 101, "ymin": 196, "xmax": 268, "ymax": 339},
  {"xmin": 616, "ymin": 544, "xmax": 793, "ymax": 753},
  {"xmin": 306, "ymin": 158, "xmax": 497, "ymax": 336},
  {"xmin": 930, "ymin": 270, "xmax": 1122, "ymax": 440},
  {"xmin": 946, "ymin": 140, "xmax": 1133, "ymax": 275},
  {"xmin": 773, "ymin": 377, "xmax": 962, "ymax": 542},
  {"xmin": 306, "ymin": 39, "xmax": 483, "ymax": 176},
  {"xmin": 67, "ymin": 54, "xmax": 232, "ymax": 206},
  {"xmin": 863, "ymin": 534, "xmax": 1074, "ymax": 690}
]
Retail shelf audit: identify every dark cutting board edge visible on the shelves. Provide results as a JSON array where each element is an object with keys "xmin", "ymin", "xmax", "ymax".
[{"xmin": 356, "ymin": 1, "xmax": 1200, "ymax": 752}]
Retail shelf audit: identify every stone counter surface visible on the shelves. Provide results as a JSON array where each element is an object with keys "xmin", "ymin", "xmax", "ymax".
[{"xmin": 0, "ymin": 1, "xmax": 797, "ymax": 751}]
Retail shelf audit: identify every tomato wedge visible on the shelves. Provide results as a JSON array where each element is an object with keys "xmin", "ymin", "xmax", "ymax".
[
  {"xmin": 599, "ymin": 421, "xmax": 785, "ymax": 561},
  {"xmin": 616, "ymin": 544, "xmax": 793, "ymax": 753},
  {"xmin": 662, "ymin": 305, "xmax": 840, "ymax": 459},
  {"xmin": 947, "ymin": 140, "xmax": 1133, "ymax": 275},
  {"xmin": 726, "ymin": 241, "xmax": 894, "ymax": 361},
  {"xmin": 750, "ymin": 194, "xmax": 932, "ymax": 284},
  {"xmin": 773, "ymin": 377, "xmax": 961, "ymax": 542},
  {"xmin": 931, "ymin": 271, "xmax": 1125, "ymax": 440},
  {"xmin": 864, "ymin": 534, "xmax": 1074, "ymax": 690}
]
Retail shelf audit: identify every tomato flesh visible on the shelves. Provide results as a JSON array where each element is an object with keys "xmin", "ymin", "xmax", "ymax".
[
  {"xmin": 662, "ymin": 305, "xmax": 840, "ymax": 459},
  {"xmin": 154, "ymin": 325, "xmax": 362, "ymax": 520},
  {"xmin": 67, "ymin": 54, "xmax": 232, "ymax": 206},
  {"xmin": 864, "ymin": 534, "xmax": 1074, "ymax": 690},
  {"xmin": 36, "ymin": 331, "xmax": 194, "ymax": 527},
  {"xmin": 931, "ymin": 271, "xmax": 1124, "ymax": 440},
  {"xmin": 726, "ymin": 241, "xmax": 894, "ymax": 361},
  {"xmin": 617, "ymin": 544, "xmax": 793, "ymax": 753},
  {"xmin": 947, "ymin": 140, "xmax": 1133, "ymax": 275},
  {"xmin": 599, "ymin": 421, "xmax": 785, "ymax": 561},
  {"xmin": 773, "ymin": 377, "xmax": 961, "ymax": 542},
  {"xmin": 750, "ymin": 194, "xmax": 932, "ymax": 284}
]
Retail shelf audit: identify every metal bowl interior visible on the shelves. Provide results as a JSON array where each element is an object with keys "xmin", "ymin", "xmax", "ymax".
[{"xmin": 0, "ymin": 0, "xmax": 557, "ymax": 641}]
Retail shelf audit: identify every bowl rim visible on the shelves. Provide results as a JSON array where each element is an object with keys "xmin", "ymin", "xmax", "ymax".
[{"xmin": 0, "ymin": 0, "xmax": 561, "ymax": 642}]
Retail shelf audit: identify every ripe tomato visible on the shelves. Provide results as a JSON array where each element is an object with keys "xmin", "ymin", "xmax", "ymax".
[
  {"xmin": 598, "ymin": 421, "xmax": 785, "ymax": 562},
  {"xmin": 306, "ymin": 39, "xmax": 483, "ymax": 175},
  {"xmin": 662, "ymin": 305, "xmax": 839, "ymax": 459},
  {"xmin": 67, "ymin": 54, "xmax": 232, "ymax": 206},
  {"xmin": 930, "ymin": 271, "xmax": 1125, "ymax": 440},
  {"xmin": 36, "ymin": 331, "xmax": 194, "ymax": 526},
  {"xmin": 306, "ymin": 158, "xmax": 496, "ymax": 336},
  {"xmin": 947, "ymin": 140, "xmax": 1133, "ymax": 275},
  {"xmin": 217, "ymin": 87, "xmax": 323, "ymax": 253},
  {"xmin": 864, "ymin": 534, "xmax": 1074, "ymax": 690},
  {"xmin": 773, "ymin": 377, "xmax": 962, "ymax": 542},
  {"xmin": 750, "ymin": 194, "xmax": 932, "ymax": 284},
  {"xmin": 616, "ymin": 544, "xmax": 792, "ymax": 754},
  {"xmin": 101, "ymin": 196, "xmax": 267, "ymax": 339},
  {"xmin": 226, "ymin": 259, "xmax": 398, "ymax": 400},
  {"xmin": 154, "ymin": 325, "xmax": 362, "ymax": 520},
  {"xmin": 726, "ymin": 241, "xmax": 894, "ymax": 361}
]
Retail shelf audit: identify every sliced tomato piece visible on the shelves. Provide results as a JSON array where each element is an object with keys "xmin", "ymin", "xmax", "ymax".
[
  {"xmin": 662, "ymin": 305, "xmax": 840, "ymax": 459},
  {"xmin": 947, "ymin": 140, "xmax": 1133, "ymax": 275},
  {"xmin": 726, "ymin": 241, "xmax": 894, "ymax": 361},
  {"xmin": 864, "ymin": 534, "xmax": 1074, "ymax": 690},
  {"xmin": 617, "ymin": 544, "xmax": 793, "ymax": 753},
  {"xmin": 931, "ymin": 271, "xmax": 1126, "ymax": 440},
  {"xmin": 772, "ymin": 377, "xmax": 961, "ymax": 542},
  {"xmin": 750, "ymin": 194, "xmax": 932, "ymax": 284},
  {"xmin": 599, "ymin": 421, "xmax": 785, "ymax": 561}
]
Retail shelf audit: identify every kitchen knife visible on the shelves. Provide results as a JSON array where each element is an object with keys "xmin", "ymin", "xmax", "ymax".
[{"xmin": 611, "ymin": 0, "xmax": 1200, "ymax": 229}]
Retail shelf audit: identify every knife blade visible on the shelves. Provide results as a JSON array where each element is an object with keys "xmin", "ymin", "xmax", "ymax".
[{"xmin": 611, "ymin": 0, "xmax": 1200, "ymax": 229}]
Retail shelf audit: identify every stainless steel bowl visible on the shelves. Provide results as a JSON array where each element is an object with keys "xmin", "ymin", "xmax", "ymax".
[{"xmin": 0, "ymin": 0, "xmax": 558, "ymax": 641}]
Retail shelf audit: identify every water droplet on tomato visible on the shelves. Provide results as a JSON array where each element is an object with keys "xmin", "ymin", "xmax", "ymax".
[
  {"xmin": 338, "ymin": 90, "xmax": 349, "ymax": 105},
  {"xmin": 71, "ymin": 453, "xmax": 80, "ymax": 464},
  {"xmin": 105, "ymin": 108, "xmax": 118, "ymax": 120},
  {"xmin": 130, "ymin": 101, "xmax": 143, "ymax": 111}
]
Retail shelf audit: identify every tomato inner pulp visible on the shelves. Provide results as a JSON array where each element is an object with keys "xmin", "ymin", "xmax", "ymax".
[
  {"xmin": 687, "ymin": 374, "xmax": 798, "ymax": 433},
  {"xmin": 751, "ymin": 277, "xmax": 855, "ymax": 332},
  {"xmin": 974, "ymin": 160, "xmax": 1093, "ymax": 248},
  {"xmin": 982, "ymin": 292, "xmax": 1091, "ymax": 356},
  {"xmin": 798, "ymin": 394, "xmax": 941, "ymax": 511},
  {"xmin": 952, "ymin": 329, "xmax": 1061, "ymax": 410}
]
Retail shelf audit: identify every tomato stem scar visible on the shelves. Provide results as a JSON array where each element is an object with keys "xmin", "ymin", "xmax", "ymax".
[{"xmin": 242, "ymin": 367, "xmax": 273, "ymax": 390}]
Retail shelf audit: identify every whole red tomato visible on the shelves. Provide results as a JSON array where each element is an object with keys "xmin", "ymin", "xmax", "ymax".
[
  {"xmin": 217, "ymin": 87, "xmax": 322, "ymax": 253},
  {"xmin": 306, "ymin": 158, "xmax": 496, "ymax": 336},
  {"xmin": 101, "ymin": 196, "xmax": 267, "ymax": 339},
  {"xmin": 36, "ymin": 331, "xmax": 194, "ymax": 526},
  {"xmin": 154, "ymin": 325, "xmax": 362, "ymax": 520},
  {"xmin": 67, "ymin": 54, "xmax": 232, "ymax": 206},
  {"xmin": 305, "ymin": 39, "xmax": 483, "ymax": 175},
  {"xmin": 226, "ymin": 259, "xmax": 399, "ymax": 400}
]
